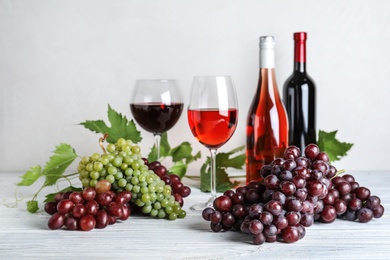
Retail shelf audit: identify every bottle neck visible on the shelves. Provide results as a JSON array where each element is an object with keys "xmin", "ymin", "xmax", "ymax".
[
  {"xmin": 260, "ymin": 47, "xmax": 275, "ymax": 69},
  {"xmin": 294, "ymin": 39, "xmax": 306, "ymax": 73}
]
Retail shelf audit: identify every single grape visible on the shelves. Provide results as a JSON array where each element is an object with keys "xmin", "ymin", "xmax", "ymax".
[
  {"xmin": 44, "ymin": 202, "xmax": 58, "ymax": 215},
  {"xmin": 373, "ymin": 205, "xmax": 385, "ymax": 218},
  {"xmin": 222, "ymin": 212, "xmax": 236, "ymax": 228},
  {"xmin": 280, "ymin": 181, "xmax": 296, "ymax": 196},
  {"xmin": 263, "ymin": 175, "xmax": 280, "ymax": 190},
  {"xmin": 115, "ymin": 191, "xmax": 132, "ymax": 204},
  {"xmin": 72, "ymin": 204, "xmax": 86, "ymax": 218},
  {"xmin": 259, "ymin": 211, "xmax": 273, "ymax": 225},
  {"xmin": 263, "ymin": 224, "xmax": 277, "ymax": 237},
  {"xmin": 283, "ymin": 145, "xmax": 301, "ymax": 160},
  {"xmin": 202, "ymin": 207, "xmax": 214, "ymax": 221},
  {"xmin": 213, "ymin": 195, "xmax": 232, "ymax": 212},
  {"xmin": 85, "ymin": 200, "xmax": 99, "ymax": 216},
  {"xmin": 96, "ymin": 192, "xmax": 113, "ymax": 206},
  {"xmin": 320, "ymin": 205, "xmax": 337, "ymax": 223},
  {"xmin": 82, "ymin": 187, "xmax": 97, "ymax": 201},
  {"xmin": 355, "ymin": 187, "xmax": 371, "ymax": 201},
  {"xmin": 210, "ymin": 222, "xmax": 223, "ymax": 232},
  {"xmin": 272, "ymin": 214, "xmax": 288, "ymax": 229},
  {"xmin": 248, "ymin": 203, "xmax": 263, "ymax": 218},
  {"xmin": 210, "ymin": 210, "xmax": 222, "ymax": 224},
  {"xmin": 95, "ymin": 179, "xmax": 112, "ymax": 194},
  {"xmin": 231, "ymin": 204, "xmax": 246, "ymax": 218},
  {"xmin": 265, "ymin": 200, "xmax": 283, "ymax": 216},
  {"xmin": 248, "ymin": 219, "xmax": 264, "ymax": 234},
  {"xmin": 65, "ymin": 216, "xmax": 78, "ymax": 230},
  {"xmin": 79, "ymin": 214, "xmax": 96, "ymax": 231},
  {"xmin": 335, "ymin": 182, "xmax": 352, "ymax": 196},
  {"xmin": 48, "ymin": 212, "xmax": 65, "ymax": 230},
  {"xmin": 315, "ymin": 152, "xmax": 329, "ymax": 162},
  {"xmin": 348, "ymin": 198, "xmax": 363, "ymax": 211},
  {"xmin": 119, "ymin": 204, "xmax": 131, "ymax": 221},
  {"xmin": 56, "ymin": 199, "xmax": 74, "ymax": 215},
  {"xmin": 69, "ymin": 192, "xmax": 84, "ymax": 204},
  {"xmin": 304, "ymin": 144, "xmax": 320, "ymax": 160},
  {"xmin": 366, "ymin": 196, "xmax": 381, "ymax": 210},
  {"xmin": 231, "ymin": 192, "xmax": 245, "ymax": 205},
  {"xmin": 285, "ymin": 211, "xmax": 301, "ymax": 226},
  {"xmin": 282, "ymin": 225, "xmax": 300, "ymax": 243},
  {"xmin": 357, "ymin": 207, "xmax": 373, "ymax": 223},
  {"xmin": 253, "ymin": 232, "xmax": 266, "ymax": 245},
  {"xmin": 245, "ymin": 189, "xmax": 261, "ymax": 203},
  {"xmin": 333, "ymin": 199, "xmax": 347, "ymax": 215},
  {"xmin": 271, "ymin": 191, "xmax": 286, "ymax": 205}
]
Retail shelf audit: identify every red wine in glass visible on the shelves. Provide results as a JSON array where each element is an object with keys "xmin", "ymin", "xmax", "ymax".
[
  {"xmin": 130, "ymin": 79, "xmax": 183, "ymax": 161},
  {"xmin": 187, "ymin": 108, "xmax": 237, "ymax": 149},
  {"xmin": 130, "ymin": 102, "xmax": 183, "ymax": 134}
]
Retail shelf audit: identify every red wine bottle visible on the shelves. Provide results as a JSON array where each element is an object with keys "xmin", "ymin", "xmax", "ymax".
[
  {"xmin": 283, "ymin": 32, "xmax": 316, "ymax": 153},
  {"xmin": 246, "ymin": 36, "xmax": 289, "ymax": 184}
]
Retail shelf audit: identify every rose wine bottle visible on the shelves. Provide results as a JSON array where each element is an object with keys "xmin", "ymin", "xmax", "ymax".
[
  {"xmin": 283, "ymin": 32, "xmax": 316, "ymax": 153},
  {"xmin": 246, "ymin": 36, "xmax": 289, "ymax": 183}
]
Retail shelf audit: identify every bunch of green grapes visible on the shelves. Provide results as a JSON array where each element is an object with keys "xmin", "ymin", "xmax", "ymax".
[{"xmin": 77, "ymin": 138, "xmax": 186, "ymax": 220}]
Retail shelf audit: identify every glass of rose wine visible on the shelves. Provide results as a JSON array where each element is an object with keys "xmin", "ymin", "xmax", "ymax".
[
  {"xmin": 187, "ymin": 76, "xmax": 238, "ymax": 211},
  {"xmin": 130, "ymin": 79, "xmax": 183, "ymax": 161}
]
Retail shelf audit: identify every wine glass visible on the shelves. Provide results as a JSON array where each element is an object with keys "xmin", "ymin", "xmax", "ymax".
[
  {"xmin": 130, "ymin": 79, "xmax": 183, "ymax": 161},
  {"xmin": 187, "ymin": 76, "xmax": 238, "ymax": 211}
]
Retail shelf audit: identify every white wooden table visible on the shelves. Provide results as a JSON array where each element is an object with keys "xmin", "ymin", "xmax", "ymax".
[{"xmin": 0, "ymin": 171, "xmax": 389, "ymax": 259}]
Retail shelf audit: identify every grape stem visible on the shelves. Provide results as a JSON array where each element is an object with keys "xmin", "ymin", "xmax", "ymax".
[{"xmin": 99, "ymin": 134, "xmax": 109, "ymax": 154}]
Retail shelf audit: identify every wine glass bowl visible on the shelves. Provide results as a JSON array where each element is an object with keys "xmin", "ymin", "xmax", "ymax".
[
  {"xmin": 130, "ymin": 79, "xmax": 183, "ymax": 161},
  {"xmin": 187, "ymin": 76, "xmax": 238, "ymax": 211}
]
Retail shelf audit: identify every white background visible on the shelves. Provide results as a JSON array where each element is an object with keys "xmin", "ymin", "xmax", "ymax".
[{"xmin": 1, "ymin": 0, "xmax": 389, "ymax": 173}]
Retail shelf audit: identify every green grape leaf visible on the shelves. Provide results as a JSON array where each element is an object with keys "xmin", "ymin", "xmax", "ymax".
[
  {"xmin": 26, "ymin": 200, "xmax": 38, "ymax": 213},
  {"xmin": 80, "ymin": 104, "xmax": 142, "ymax": 144},
  {"xmin": 44, "ymin": 186, "xmax": 83, "ymax": 203},
  {"xmin": 168, "ymin": 161, "xmax": 188, "ymax": 178},
  {"xmin": 200, "ymin": 146, "xmax": 245, "ymax": 193},
  {"xmin": 317, "ymin": 130, "xmax": 354, "ymax": 162},
  {"xmin": 17, "ymin": 165, "xmax": 43, "ymax": 186},
  {"xmin": 170, "ymin": 142, "xmax": 194, "ymax": 162},
  {"xmin": 42, "ymin": 144, "xmax": 78, "ymax": 186},
  {"xmin": 216, "ymin": 145, "xmax": 245, "ymax": 169}
]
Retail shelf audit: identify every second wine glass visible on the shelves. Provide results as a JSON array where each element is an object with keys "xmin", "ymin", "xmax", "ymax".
[
  {"xmin": 187, "ymin": 76, "xmax": 239, "ymax": 211},
  {"xmin": 130, "ymin": 79, "xmax": 183, "ymax": 161}
]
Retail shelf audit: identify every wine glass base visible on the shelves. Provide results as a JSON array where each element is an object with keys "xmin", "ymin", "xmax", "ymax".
[{"xmin": 189, "ymin": 196, "xmax": 216, "ymax": 211}]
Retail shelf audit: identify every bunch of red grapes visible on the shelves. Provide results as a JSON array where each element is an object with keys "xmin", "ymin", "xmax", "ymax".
[
  {"xmin": 45, "ymin": 160, "xmax": 192, "ymax": 231},
  {"xmin": 202, "ymin": 144, "xmax": 385, "ymax": 245},
  {"xmin": 46, "ymin": 180, "xmax": 132, "ymax": 231}
]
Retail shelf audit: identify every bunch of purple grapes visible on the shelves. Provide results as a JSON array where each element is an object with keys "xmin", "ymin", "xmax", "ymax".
[
  {"xmin": 202, "ymin": 144, "xmax": 385, "ymax": 245},
  {"xmin": 45, "ymin": 180, "xmax": 132, "ymax": 231}
]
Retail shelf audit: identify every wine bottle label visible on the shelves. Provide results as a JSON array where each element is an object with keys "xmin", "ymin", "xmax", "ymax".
[{"xmin": 259, "ymin": 36, "xmax": 275, "ymax": 69}]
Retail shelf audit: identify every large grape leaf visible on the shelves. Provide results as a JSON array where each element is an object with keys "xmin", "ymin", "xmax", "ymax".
[
  {"xmin": 80, "ymin": 104, "xmax": 142, "ymax": 144},
  {"xmin": 317, "ymin": 130, "xmax": 354, "ymax": 162},
  {"xmin": 17, "ymin": 165, "xmax": 42, "ymax": 186},
  {"xmin": 42, "ymin": 143, "xmax": 78, "ymax": 186}
]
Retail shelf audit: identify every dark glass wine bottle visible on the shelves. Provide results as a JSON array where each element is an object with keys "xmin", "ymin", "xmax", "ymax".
[
  {"xmin": 283, "ymin": 32, "xmax": 316, "ymax": 153},
  {"xmin": 246, "ymin": 36, "xmax": 289, "ymax": 184}
]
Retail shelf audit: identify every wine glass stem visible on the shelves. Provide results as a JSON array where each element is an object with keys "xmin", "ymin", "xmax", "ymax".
[
  {"xmin": 209, "ymin": 148, "xmax": 217, "ymax": 200},
  {"xmin": 154, "ymin": 134, "xmax": 161, "ymax": 161}
]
